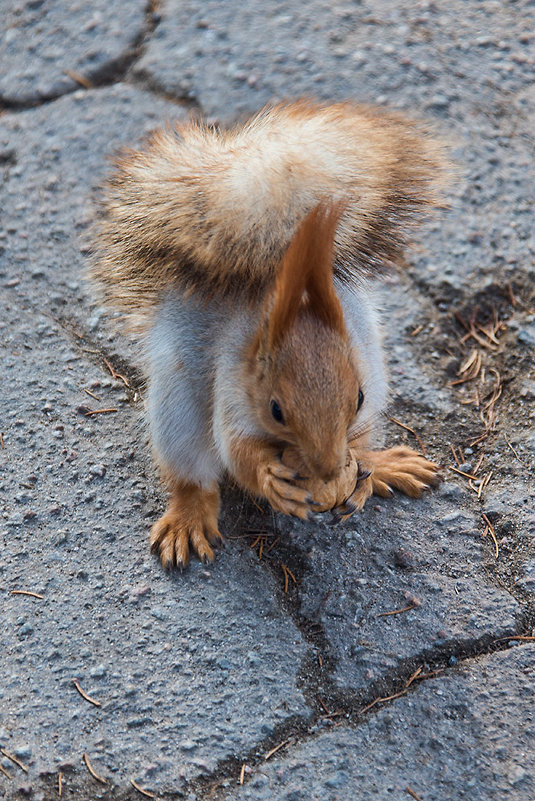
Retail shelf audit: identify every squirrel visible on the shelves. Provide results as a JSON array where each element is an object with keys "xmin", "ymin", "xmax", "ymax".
[{"xmin": 92, "ymin": 100, "xmax": 448, "ymax": 569}]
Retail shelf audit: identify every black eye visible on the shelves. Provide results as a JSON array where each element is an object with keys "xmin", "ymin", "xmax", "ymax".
[
  {"xmin": 270, "ymin": 399, "xmax": 285, "ymax": 424},
  {"xmin": 357, "ymin": 389, "xmax": 364, "ymax": 412}
]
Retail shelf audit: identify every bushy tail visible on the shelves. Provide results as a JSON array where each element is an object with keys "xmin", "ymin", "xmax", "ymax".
[{"xmin": 91, "ymin": 100, "xmax": 449, "ymax": 321}]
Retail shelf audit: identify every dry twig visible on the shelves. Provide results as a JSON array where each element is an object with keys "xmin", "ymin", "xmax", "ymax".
[
  {"xmin": 449, "ymin": 466, "xmax": 479, "ymax": 481},
  {"xmin": 265, "ymin": 739, "xmax": 291, "ymax": 760},
  {"xmin": 376, "ymin": 603, "xmax": 418, "ymax": 619},
  {"xmin": 130, "ymin": 778, "xmax": 156, "ymax": 798},
  {"xmin": 84, "ymin": 407, "xmax": 118, "ymax": 417},
  {"xmin": 82, "ymin": 753, "xmax": 106, "ymax": 784},
  {"xmin": 505, "ymin": 438, "xmax": 523, "ymax": 464},
  {"xmin": 281, "ymin": 564, "xmax": 297, "ymax": 593},
  {"xmin": 389, "ymin": 417, "xmax": 427, "ymax": 456},
  {"xmin": 404, "ymin": 666, "xmax": 423, "ymax": 688},
  {"xmin": 63, "ymin": 69, "xmax": 93, "ymax": 89},
  {"xmin": 450, "ymin": 445, "xmax": 461, "ymax": 467},
  {"xmin": 482, "ymin": 513, "xmax": 499, "ymax": 558},
  {"xmin": 406, "ymin": 787, "xmax": 424, "ymax": 801},
  {"xmin": 359, "ymin": 689, "xmax": 407, "ymax": 715},
  {"xmin": 495, "ymin": 635, "xmax": 535, "ymax": 643},
  {"xmin": 11, "ymin": 590, "xmax": 44, "ymax": 599},
  {"xmin": 0, "ymin": 749, "xmax": 28, "ymax": 773},
  {"xmin": 73, "ymin": 679, "xmax": 101, "ymax": 707},
  {"xmin": 102, "ymin": 356, "xmax": 130, "ymax": 388}
]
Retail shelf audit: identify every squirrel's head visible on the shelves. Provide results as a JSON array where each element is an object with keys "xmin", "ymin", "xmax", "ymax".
[{"xmin": 246, "ymin": 203, "xmax": 363, "ymax": 482}]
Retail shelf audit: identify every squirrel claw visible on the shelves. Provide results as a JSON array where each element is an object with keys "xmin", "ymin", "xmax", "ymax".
[
  {"xmin": 356, "ymin": 466, "xmax": 372, "ymax": 481},
  {"xmin": 327, "ymin": 512, "xmax": 342, "ymax": 526},
  {"xmin": 332, "ymin": 500, "xmax": 357, "ymax": 517},
  {"xmin": 150, "ymin": 506, "xmax": 220, "ymax": 570},
  {"xmin": 260, "ymin": 460, "xmax": 312, "ymax": 519}
]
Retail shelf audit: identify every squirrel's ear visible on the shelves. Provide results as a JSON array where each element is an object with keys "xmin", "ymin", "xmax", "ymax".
[{"xmin": 267, "ymin": 202, "xmax": 347, "ymax": 350}]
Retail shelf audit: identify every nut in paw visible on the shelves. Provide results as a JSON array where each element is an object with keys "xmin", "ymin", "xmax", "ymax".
[{"xmin": 281, "ymin": 446, "xmax": 368, "ymax": 515}]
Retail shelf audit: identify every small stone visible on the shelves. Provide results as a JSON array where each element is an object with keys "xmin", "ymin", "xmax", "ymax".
[
  {"xmin": 19, "ymin": 624, "xmax": 34, "ymax": 636},
  {"xmin": 129, "ymin": 584, "xmax": 151, "ymax": 602},
  {"xmin": 518, "ymin": 326, "xmax": 535, "ymax": 347},
  {"xmin": 437, "ymin": 511, "xmax": 461, "ymax": 525},
  {"xmin": 89, "ymin": 464, "xmax": 106, "ymax": 478},
  {"xmin": 179, "ymin": 739, "xmax": 197, "ymax": 752},
  {"xmin": 392, "ymin": 548, "xmax": 416, "ymax": 569},
  {"xmin": 126, "ymin": 717, "xmax": 153, "ymax": 728}
]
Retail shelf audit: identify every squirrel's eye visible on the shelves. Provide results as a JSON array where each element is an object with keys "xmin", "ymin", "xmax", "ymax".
[
  {"xmin": 357, "ymin": 389, "xmax": 364, "ymax": 412},
  {"xmin": 270, "ymin": 399, "xmax": 285, "ymax": 424}
]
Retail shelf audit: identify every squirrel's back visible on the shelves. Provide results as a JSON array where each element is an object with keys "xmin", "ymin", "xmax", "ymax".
[{"xmin": 92, "ymin": 100, "xmax": 448, "ymax": 324}]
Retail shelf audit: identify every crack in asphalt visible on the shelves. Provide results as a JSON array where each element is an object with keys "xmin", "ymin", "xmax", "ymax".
[
  {"xmin": 0, "ymin": 0, "xmax": 199, "ymax": 116},
  {"xmin": 25, "ymin": 635, "xmax": 531, "ymax": 801}
]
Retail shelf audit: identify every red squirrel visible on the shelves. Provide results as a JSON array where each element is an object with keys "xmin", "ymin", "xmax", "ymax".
[{"xmin": 92, "ymin": 100, "xmax": 448, "ymax": 569}]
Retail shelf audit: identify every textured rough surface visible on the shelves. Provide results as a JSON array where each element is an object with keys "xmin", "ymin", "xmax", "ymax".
[
  {"xmin": 1, "ymin": 1, "xmax": 535, "ymax": 800},
  {"xmin": 224, "ymin": 645, "xmax": 535, "ymax": 801},
  {"xmin": 135, "ymin": 0, "xmax": 534, "ymax": 115},
  {"xmin": 0, "ymin": 301, "xmax": 311, "ymax": 795},
  {"xmin": 0, "ymin": 84, "xmax": 188, "ymax": 338},
  {"xmin": 0, "ymin": 0, "xmax": 147, "ymax": 105},
  {"xmin": 281, "ymin": 477, "xmax": 520, "ymax": 691}
]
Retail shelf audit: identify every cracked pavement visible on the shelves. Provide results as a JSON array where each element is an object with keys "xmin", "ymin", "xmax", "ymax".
[{"xmin": 1, "ymin": 1, "xmax": 534, "ymax": 800}]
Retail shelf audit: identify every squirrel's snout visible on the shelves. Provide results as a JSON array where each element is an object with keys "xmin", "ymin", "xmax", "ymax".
[
  {"xmin": 307, "ymin": 453, "xmax": 346, "ymax": 483},
  {"xmin": 318, "ymin": 466, "xmax": 343, "ymax": 482}
]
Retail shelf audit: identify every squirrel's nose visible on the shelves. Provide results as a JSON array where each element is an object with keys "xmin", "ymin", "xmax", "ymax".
[
  {"xmin": 318, "ymin": 466, "xmax": 343, "ymax": 482},
  {"xmin": 309, "ymin": 452, "xmax": 346, "ymax": 483}
]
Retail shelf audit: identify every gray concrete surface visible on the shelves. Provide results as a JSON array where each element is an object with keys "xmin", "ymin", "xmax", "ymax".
[
  {"xmin": 1, "ymin": 1, "xmax": 534, "ymax": 800},
  {"xmin": 0, "ymin": 0, "xmax": 148, "ymax": 106}
]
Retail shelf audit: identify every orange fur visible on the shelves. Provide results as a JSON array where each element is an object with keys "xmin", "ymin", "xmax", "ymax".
[
  {"xmin": 267, "ymin": 203, "xmax": 346, "ymax": 350},
  {"xmin": 245, "ymin": 307, "xmax": 359, "ymax": 482},
  {"xmin": 149, "ymin": 479, "xmax": 222, "ymax": 569},
  {"xmin": 364, "ymin": 446, "xmax": 441, "ymax": 498},
  {"xmin": 229, "ymin": 436, "xmax": 312, "ymax": 519}
]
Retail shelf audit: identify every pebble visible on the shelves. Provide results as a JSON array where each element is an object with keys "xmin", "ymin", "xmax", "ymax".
[
  {"xmin": 89, "ymin": 464, "xmax": 107, "ymax": 478},
  {"xmin": 437, "ymin": 511, "xmax": 461, "ymax": 525},
  {"xmin": 129, "ymin": 584, "xmax": 151, "ymax": 602},
  {"xmin": 517, "ymin": 325, "xmax": 535, "ymax": 347}
]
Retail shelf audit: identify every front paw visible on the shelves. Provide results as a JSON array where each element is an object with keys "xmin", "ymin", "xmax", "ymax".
[
  {"xmin": 368, "ymin": 446, "xmax": 441, "ymax": 498},
  {"xmin": 331, "ymin": 464, "xmax": 373, "ymax": 521},
  {"xmin": 258, "ymin": 457, "xmax": 314, "ymax": 519}
]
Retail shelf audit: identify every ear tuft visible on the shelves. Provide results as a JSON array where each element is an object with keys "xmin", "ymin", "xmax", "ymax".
[{"xmin": 267, "ymin": 202, "xmax": 346, "ymax": 349}]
